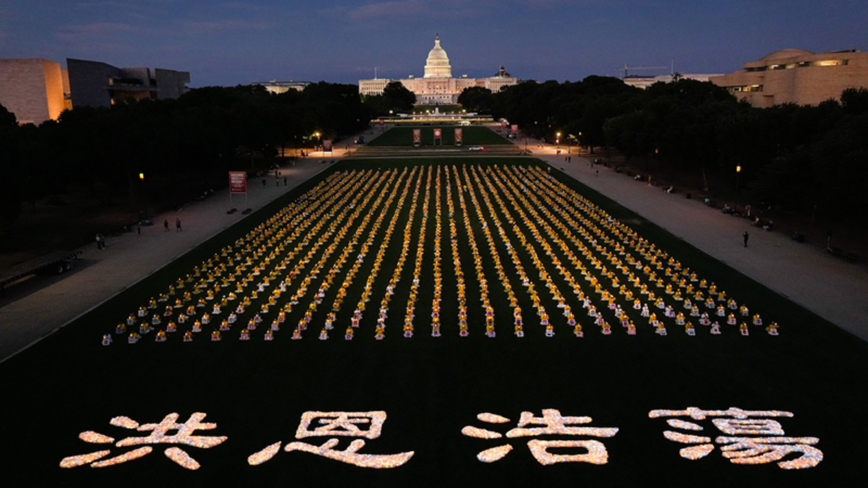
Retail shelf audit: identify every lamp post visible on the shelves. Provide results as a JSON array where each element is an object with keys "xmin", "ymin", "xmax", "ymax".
[{"xmin": 736, "ymin": 165, "xmax": 742, "ymax": 194}]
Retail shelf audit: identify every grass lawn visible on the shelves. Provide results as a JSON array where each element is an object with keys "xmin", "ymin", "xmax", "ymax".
[
  {"xmin": 0, "ymin": 157, "xmax": 865, "ymax": 488},
  {"xmin": 367, "ymin": 126, "xmax": 511, "ymax": 147}
]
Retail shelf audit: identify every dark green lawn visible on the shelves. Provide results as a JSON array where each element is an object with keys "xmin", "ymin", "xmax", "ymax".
[
  {"xmin": 367, "ymin": 126, "xmax": 511, "ymax": 147},
  {"xmin": 0, "ymin": 158, "xmax": 865, "ymax": 488}
]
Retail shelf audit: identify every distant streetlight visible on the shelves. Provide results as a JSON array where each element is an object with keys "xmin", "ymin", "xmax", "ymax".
[{"xmin": 736, "ymin": 165, "xmax": 742, "ymax": 194}]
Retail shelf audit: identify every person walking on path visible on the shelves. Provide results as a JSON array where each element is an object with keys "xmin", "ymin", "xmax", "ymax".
[
  {"xmin": 95, "ymin": 234, "xmax": 102, "ymax": 250},
  {"xmin": 176, "ymin": 218, "xmax": 182, "ymax": 232},
  {"xmin": 743, "ymin": 231, "xmax": 749, "ymax": 248},
  {"xmin": 164, "ymin": 219, "xmax": 169, "ymax": 232}
]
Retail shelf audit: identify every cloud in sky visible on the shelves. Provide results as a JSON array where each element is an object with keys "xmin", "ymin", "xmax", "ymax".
[
  {"xmin": 178, "ymin": 19, "xmax": 275, "ymax": 34},
  {"xmin": 55, "ymin": 22, "xmax": 140, "ymax": 43},
  {"xmin": 324, "ymin": 0, "xmax": 491, "ymax": 23}
]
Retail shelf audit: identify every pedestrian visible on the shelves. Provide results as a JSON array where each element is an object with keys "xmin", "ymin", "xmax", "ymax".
[
  {"xmin": 137, "ymin": 224, "xmax": 141, "ymax": 236},
  {"xmin": 95, "ymin": 234, "xmax": 101, "ymax": 250},
  {"xmin": 284, "ymin": 176, "xmax": 287, "ymax": 186},
  {"xmin": 164, "ymin": 219, "xmax": 169, "ymax": 232},
  {"xmin": 262, "ymin": 178, "xmax": 266, "ymax": 187},
  {"xmin": 176, "ymin": 218, "xmax": 182, "ymax": 232},
  {"xmin": 596, "ymin": 170, "xmax": 599, "ymax": 177},
  {"xmin": 743, "ymin": 231, "xmax": 749, "ymax": 248}
]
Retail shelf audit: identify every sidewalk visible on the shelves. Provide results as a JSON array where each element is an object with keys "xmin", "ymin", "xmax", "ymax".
[
  {"xmin": 0, "ymin": 157, "xmax": 336, "ymax": 362},
  {"xmin": 534, "ymin": 145, "xmax": 868, "ymax": 342}
]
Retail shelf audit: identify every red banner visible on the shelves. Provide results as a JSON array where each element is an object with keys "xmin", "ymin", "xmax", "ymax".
[
  {"xmin": 454, "ymin": 128, "xmax": 463, "ymax": 143},
  {"xmin": 413, "ymin": 129, "xmax": 422, "ymax": 144},
  {"xmin": 434, "ymin": 128, "xmax": 442, "ymax": 139},
  {"xmin": 229, "ymin": 171, "xmax": 247, "ymax": 194},
  {"xmin": 501, "ymin": 120, "xmax": 508, "ymax": 128},
  {"xmin": 322, "ymin": 140, "xmax": 333, "ymax": 152},
  {"xmin": 511, "ymin": 124, "xmax": 519, "ymax": 134}
]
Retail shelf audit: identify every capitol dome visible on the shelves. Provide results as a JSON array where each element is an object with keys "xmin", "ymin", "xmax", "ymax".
[{"xmin": 424, "ymin": 34, "xmax": 452, "ymax": 78}]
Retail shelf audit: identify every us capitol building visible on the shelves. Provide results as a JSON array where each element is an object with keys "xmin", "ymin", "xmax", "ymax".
[{"xmin": 359, "ymin": 34, "xmax": 519, "ymax": 104}]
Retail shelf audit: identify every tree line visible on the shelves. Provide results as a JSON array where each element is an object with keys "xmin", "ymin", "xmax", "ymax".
[
  {"xmin": 463, "ymin": 78, "xmax": 868, "ymax": 226},
  {"xmin": 0, "ymin": 82, "xmax": 369, "ymax": 229}
]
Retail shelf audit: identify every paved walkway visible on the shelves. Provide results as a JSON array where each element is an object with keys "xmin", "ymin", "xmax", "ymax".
[
  {"xmin": 532, "ymin": 143, "xmax": 868, "ymax": 341},
  {"xmin": 0, "ymin": 157, "xmax": 339, "ymax": 362}
]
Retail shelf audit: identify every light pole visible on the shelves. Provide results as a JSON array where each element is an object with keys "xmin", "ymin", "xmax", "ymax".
[{"xmin": 736, "ymin": 165, "xmax": 742, "ymax": 194}]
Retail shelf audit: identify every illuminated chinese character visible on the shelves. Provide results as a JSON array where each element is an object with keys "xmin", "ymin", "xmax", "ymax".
[
  {"xmin": 649, "ymin": 406, "xmax": 822, "ymax": 469},
  {"xmin": 248, "ymin": 411, "xmax": 414, "ymax": 468},
  {"xmin": 60, "ymin": 412, "xmax": 227, "ymax": 470},
  {"xmin": 461, "ymin": 409, "xmax": 618, "ymax": 465}
]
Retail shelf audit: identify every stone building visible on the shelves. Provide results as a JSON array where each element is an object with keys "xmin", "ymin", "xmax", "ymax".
[
  {"xmin": 0, "ymin": 57, "xmax": 190, "ymax": 125},
  {"xmin": 359, "ymin": 34, "xmax": 519, "ymax": 104},
  {"xmin": 0, "ymin": 58, "xmax": 70, "ymax": 125},
  {"xmin": 710, "ymin": 49, "xmax": 868, "ymax": 107},
  {"xmin": 249, "ymin": 80, "xmax": 311, "ymax": 94}
]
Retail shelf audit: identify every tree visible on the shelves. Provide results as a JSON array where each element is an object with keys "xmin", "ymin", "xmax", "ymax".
[
  {"xmin": 382, "ymin": 81, "xmax": 416, "ymax": 111},
  {"xmin": 457, "ymin": 87, "xmax": 493, "ymax": 113},
  {"xmin": 0, "ymin": 103, "xmax": 17, "ymax": 127}
]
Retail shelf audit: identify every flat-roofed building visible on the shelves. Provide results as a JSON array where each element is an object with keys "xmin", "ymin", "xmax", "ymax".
[
  {"xmin": 710, "ymin": 49, "xmax": 868, "ymax": 107},
  {"xmin": 0, "ymin": 58, "xmax": 70, "ymax": 125},
  {"xmin": 622, "ymin": 73, "xmax": 723, "ymax": 90},
  {"xmin": 250, "ymin": 80, "xmax": 310, "ymax": 94},
  {"xmin": 66, "ymin": 58, "xmax": 190, "ymax": 108}
]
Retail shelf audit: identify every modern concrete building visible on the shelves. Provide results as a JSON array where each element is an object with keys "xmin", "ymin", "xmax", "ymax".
[
  {"xmin": 0, "ymin": 57, "xmax": 190, "ymax": 124},
  {"xmin": 250, "ymin": 80, "xmax": 311, "ymax": 94},
  {"xmin": 359, "ymin": 34, "xmax": 520, "ymax": 104},
  {"xmin": 66, "ymin": 58, "xmax": 190, "ymax": 108},
  {"xmin": 0, "ymin": 58, "xmax": 71, "ymax": 125},
  {"xmin": 710, "ymin": 49, "xmax": 868, "ymax": 107}
]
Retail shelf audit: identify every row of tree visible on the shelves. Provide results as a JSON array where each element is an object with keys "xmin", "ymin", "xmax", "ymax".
[
  {"xmin": 473, "ymin": 78, "xmax": 868, "ymax": 226},
  {"xmin": 0, "ymin": 83, "xmax": 370, "ymax": 228}
]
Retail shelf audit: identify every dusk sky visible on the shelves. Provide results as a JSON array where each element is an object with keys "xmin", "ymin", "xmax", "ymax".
[{"xmin": 2, "ymin": 0, "xmax": 866, "ymax": 87}]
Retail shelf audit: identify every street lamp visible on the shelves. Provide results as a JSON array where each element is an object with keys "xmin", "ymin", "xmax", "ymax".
[{"xmin": 736, "ymin": 165, "xmax": 742, "ymax": 194}]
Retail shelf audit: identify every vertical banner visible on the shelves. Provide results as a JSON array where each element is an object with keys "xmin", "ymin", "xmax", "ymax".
[
  {"xmin": 322, "ymin": 140, "xmax": 333, "ymax": 152},
  {"xmin": 454, "ymin": 128, "xmax": 463, "ymax": 147},
  {"xmin": 413, "ymin": 129, "xmax": 422, "ymax": 147},
  {"xmin": 229, "ymin": 171, "xmax": 247, "ymax": 194},
  {"xmin": 433, "ymin": 128, "xmax": 442, "ymax": 146},
  {"xmin": 511, "ymin": 124, "xmax": 519, "ymax": 134}
]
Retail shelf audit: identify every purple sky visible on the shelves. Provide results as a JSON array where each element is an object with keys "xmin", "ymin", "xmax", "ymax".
[{"xmin": 2, "ymin": 0, "xmax": 866, "ymax": 87}]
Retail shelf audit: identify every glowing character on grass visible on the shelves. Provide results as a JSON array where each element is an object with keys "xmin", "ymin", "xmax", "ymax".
[
  {"xmin": 648, "ymin": 406, "xmax": 822, "ymax": 469},
  {"xmin": 248, "ymin": 411, "xmax": 414, "ymax": 468},
  {"xmin": 60, "ymin": 412, "xmax": 227, "ymax": 470},
  {"xmin": 461, "ymin": 409, "xmax": 618, "ymax": 465}
]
